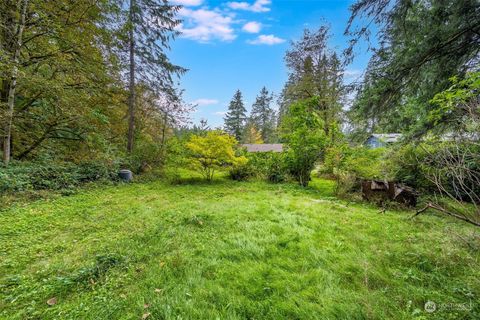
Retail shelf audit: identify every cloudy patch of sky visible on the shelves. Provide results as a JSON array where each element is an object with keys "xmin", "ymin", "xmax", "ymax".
[{"xmin": 169, "ymin": 0, "xmax": 374, "ymax": 127}]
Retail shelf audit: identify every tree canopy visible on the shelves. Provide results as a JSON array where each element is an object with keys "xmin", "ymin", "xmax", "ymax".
[
  {"xmin": 346, "ymin": 0, "xmax": 480, "ymax": 138},
  {"xmin": 0, "ymin": 0, "xmax": 189, "ymax": 167}
]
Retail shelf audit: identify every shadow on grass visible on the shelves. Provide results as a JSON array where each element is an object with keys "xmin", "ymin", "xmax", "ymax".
[{"xmin": 168, "ymin": 176, "xmax": 232, "ymax": 186}]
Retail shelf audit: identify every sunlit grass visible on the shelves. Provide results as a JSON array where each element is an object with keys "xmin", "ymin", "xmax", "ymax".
[{"xmin": 1, "ymin": 176, "xmax": 479, "ymax": 319}]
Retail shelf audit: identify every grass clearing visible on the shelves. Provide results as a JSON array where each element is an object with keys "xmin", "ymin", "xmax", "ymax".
[{"xmin": 1, "ymin": 176, "xmax": 479, "ymax": 319}]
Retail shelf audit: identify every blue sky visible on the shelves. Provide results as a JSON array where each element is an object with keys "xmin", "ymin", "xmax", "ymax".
[{"xmin": 169, "ymin": 0, "xmax": 372, "ymax": 127}]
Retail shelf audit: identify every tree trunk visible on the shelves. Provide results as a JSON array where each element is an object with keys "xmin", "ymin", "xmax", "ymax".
[
  {"xmin": 3, "ymin": 0, "xmax": 28, "ymax": 166},
  {"xmin": 126, "ymin": 0, "xmax": 136, "ymax": 153},
  {"xmin": 159, "ymin": 111, "xmax": 168, "ymax": 163},
  {"xmin": 17, "ymin": 126, "xmax": 53, "ymax": 160}
]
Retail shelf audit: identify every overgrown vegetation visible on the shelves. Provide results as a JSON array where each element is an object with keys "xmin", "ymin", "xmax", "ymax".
[
  {"xmin": 1, "ymin": 0, "xmax": 479, "ymax": 318},
  {"xmin": 1, "ymin": 176, "xmax": 479, "ymax": 319},
  {"xmin": 0, "ymin": 160, "xmax": 119, "ymax": 193},
  {"xmin": 0, "ymin": 0, "xmax": 190, "ymax": 170},
  {"xmin": 229, "ymin": 151, "xmax": 287, "ymax": 183},
  {"xmin": 282, "ymin": 97, "xmax": 327, "ymax": 187}
]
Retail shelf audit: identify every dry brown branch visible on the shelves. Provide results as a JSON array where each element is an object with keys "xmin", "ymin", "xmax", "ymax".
[{"xmin": 411, "ymin": 202, "xmax": 480, "ymax": 227}]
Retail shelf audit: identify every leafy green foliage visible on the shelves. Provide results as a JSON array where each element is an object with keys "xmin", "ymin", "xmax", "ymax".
[
  {"xmin": 347, "ymin": 0, "xmax": 480, "ymax": 136},
  {"xmin": 1, "ymin": 0, "xmax": 123, "ymax": 162},
  {"xmin": 0, "ymin": 160, "xmax": 119, "ymax": 194},
  {"xmin": 228, "ymin": 163, "xmax": 255, "ymax": 181},
  {"xmin": 0, "ymin": 0, "xmax": 187, "ymax": 170},
  {"xmin": 390, "ymin": 72, "xmax": 480, "ymax": 202},
  {"xmin": 282, "ymin": 97, "xmax": 327, "ymax": 186},
  {"xmin": 428, "ymin": 71, "xmax": 480, "ymax": 135},
  {"xmin": 229, "ymin": 151, "xmax": 288, "ymax": 183},
  {"xmin": 186, "ymin": 131, "xmax": 247, "ymax": 181},
  {"xmin": 322, "ymin": 144, "xmax": 390, "ymax": 196},
  {"xmin": 323, "ymin": 145, "xmax": 388, "ymax": 180},
  {"xmin": 389, "ymin": 144, "xmax": 435, "ymax": 191}
]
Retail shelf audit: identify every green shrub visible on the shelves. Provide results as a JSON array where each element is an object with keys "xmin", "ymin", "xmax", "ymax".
[
  {"xmin": 186, "ymin": 131, "xmax": 247, "ymax": 181},
  {"xmin": 264, "ymin": 154, "xmax": 287, "ymax": 183},
  {"xmin": 391, "ymin": 141, "xmax": 480, "ymax": 199},
  {"xmin": 323, "ymin": 145, "xmax": 388, "ymax": 180},
  {"xmin": 332, "ymin": 169, "xmax": 357, "ymax": 198},
  {"xmin": 389, "ymin": 144, "xmax": 433, "ymax": 191},
  {"xmin": 0, "ymin": 159, "xmax": 119, "ymax": 194},
  {"xmin": 124, "ymin": 139, "xmax": 164, "ymax": 174},
  {"xmin": 228, "ymin": 164, "xmax": 254, "ymax": 181},
  {"xmin": 229, "ymin": 151, "xmax": 288, "ymax": 183},
  {"xmin": 321, "ymin": 144, "xmax": 391, "ymax": 196},
  {"xmin": 281, "ymin": 98, "xmax": 327, "ymax": 187}
]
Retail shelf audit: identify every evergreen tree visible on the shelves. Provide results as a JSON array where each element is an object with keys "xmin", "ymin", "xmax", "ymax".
[
  {"xmin": 346, "ymin": 0, "xmax": 480, "ymax": 137},
  {"xmin": 279, "ymin": 27, "xmax": 345, "ymax": 139},
  {"xmin": 249, "ymin": 87, "xmax": 276, "ymax": 143},
  {"xmin": 118, "ymin": 0, "xmax": 186, "ymax": 153},
  {"xmin": 224, "ymin": 90, "xmax": 247, "ymax": 141}
]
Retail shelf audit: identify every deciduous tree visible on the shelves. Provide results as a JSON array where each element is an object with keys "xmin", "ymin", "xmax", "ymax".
[
  {"xmin": 186, "ymin": 131, "xmax": 247, "ymax": 181},
  {"xmin": 282, "ymin": 97, "xmax": 327, "ymax": 187}
]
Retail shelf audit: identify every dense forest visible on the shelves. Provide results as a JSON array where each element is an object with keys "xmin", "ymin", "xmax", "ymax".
[{"xmin": 1, "ymin": 0, "xmax": 190, "ymax": 169}]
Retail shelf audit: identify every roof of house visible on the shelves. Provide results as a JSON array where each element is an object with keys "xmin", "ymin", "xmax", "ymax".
[
  {"xmin": 241, "ymin": 144, "xmax": 284, "ymax": 152},
  {"xmin": 369, "ymin": 133, "xmax": 402, "ymax": 143}
]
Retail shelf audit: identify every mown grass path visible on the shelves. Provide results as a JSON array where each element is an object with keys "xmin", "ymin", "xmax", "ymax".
[{"xmin": 1, "ymin": 178, "xmax": 479, "ymax": 319}]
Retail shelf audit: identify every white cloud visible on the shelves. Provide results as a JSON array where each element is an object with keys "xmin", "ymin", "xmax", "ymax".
[
  {"xmin": 247, "ymin": 34, "xmax": 285, "ymax": 45},
  {"xmin": 242, "ymin": 21, "xmax": 261, "ymax": 33},
  {"xmin": 178, "ymin": 7, "xmax": 236, "ymax": 42},
  {"xmin": 344, "ymin": 69, "xmax": 363, "ymax": 78},
  {"xmin": 192, "ymin": 98, "xmax": 219, "ymax": 106},
  {"xmin": 228, "ymin": 0, "xmax": 271, "ymax": 13},
  {"xmin": 171, "ymin": 0, "xmax": 203, "ymax": 6},
  {"xmin": 214, "ymin": 111, "xmax": 227, "ymax": 116}
]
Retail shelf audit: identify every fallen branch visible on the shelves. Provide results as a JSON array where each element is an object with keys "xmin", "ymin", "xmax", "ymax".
[{"xmin": 411, "ymin": 202, "xmax": 480, "ymax": 227}]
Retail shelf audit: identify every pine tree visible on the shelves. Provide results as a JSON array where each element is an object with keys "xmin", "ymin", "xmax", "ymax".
[
  {"xmin": 121, "ymin": 0, "xmax": 186, "ymax": 153},
  {"xmin": 279, "ymin": 27, "xmax": 345, "ymax": 139},
  {"xmin": 224, "ymin": 90, "xmax": 247, "ymax": 141},
  {"xmin": 249, "ymin": 87, "xmax": 275, "ymax": 143},
  {"xmin": 346, "ymin": 0, "xmax": 480, "ymax": 136}
]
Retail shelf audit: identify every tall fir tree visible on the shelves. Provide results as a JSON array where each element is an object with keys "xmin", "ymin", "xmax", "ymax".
[
  {"xmin": 224, "ymin": 90, "xmax": 247, "ymax": 141},
  {"xmin": 279, "ymin": 27, "xmax": 345, "ymax": 141},
  {"xmin": 249, "ymin": 87, "xmax": 276, "ymax": 143},
  {"xmin": 346, "ymin": 0, "xmax": 480, "ymax": 137},
  {"xmin": 119, "ymin": 0, "xmax": 186, "ymax": 153}
]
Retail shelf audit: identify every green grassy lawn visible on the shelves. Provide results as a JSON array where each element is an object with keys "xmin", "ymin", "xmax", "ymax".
[{"xmin": 1, "ymin": 175, "xmax": 479, "ymax": 319}]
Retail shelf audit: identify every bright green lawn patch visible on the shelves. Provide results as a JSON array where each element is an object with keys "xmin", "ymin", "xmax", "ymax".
[{"xmin": 1, "ymin": 177, "xmax": 479, "ymax": 319}]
